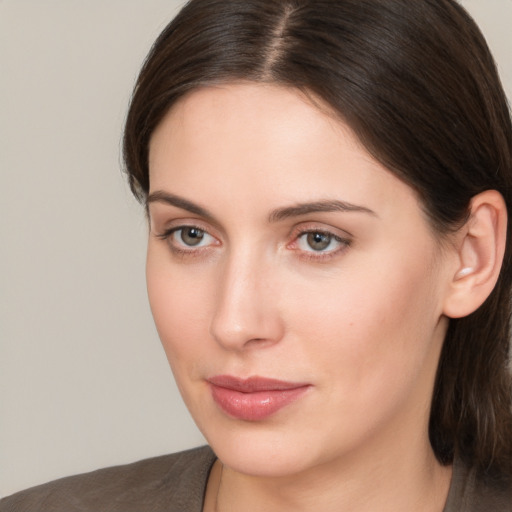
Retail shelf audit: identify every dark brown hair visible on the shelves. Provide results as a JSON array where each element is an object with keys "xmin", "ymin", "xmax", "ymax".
[{"xmin": 123, "ymin": 0, "xmax": 512, "ymax": 479}]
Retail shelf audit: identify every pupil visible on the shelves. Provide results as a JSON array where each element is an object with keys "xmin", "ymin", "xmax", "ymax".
[
  {"xmin": 307, "ymin": 232, "xmax": 331, "ymax": 251},
  {"xmin": 182, "ymin": 228, "xmax": 204, "ymax": 246}
]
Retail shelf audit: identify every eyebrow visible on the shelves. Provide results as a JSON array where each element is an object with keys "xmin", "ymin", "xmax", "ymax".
[
  {"xmin": 146, "ymin": 191, "xmax": 216, "ymax": 221},
  {"xmin": 146, "ymin": 191, "xmax": 377, "ymax": 222},
  {"xmin": 268, "ymin": 200, "xmax": 377, "ymax": 222}
]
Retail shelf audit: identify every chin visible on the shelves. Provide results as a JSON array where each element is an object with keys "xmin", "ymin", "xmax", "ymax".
[
  {"xmin": 214, "ymin": 439, "xmax": 316, "ymax": 477},
  {"xmin": 199, "ymin": 418, "xmax": 327, "ymax": 477}
]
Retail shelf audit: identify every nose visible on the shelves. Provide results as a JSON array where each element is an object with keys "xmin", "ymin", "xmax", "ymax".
[{"xmin": 209, "ymin": 250, "xmax": 285, "ymax": 351}]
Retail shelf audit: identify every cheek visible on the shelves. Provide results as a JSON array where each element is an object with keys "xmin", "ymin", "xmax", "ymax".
[
  {"xmin": 146, "ymin": 250, "xmax": 216, "ymax": 370},
  {"xmin": 284, "ymin": 249, "xmax": 442, "ymax": 400}
]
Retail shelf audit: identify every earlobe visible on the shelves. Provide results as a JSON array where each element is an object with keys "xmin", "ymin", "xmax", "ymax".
[{"xmin": 443, "ymin": 190, "xmax": 507, "ymax": 319}]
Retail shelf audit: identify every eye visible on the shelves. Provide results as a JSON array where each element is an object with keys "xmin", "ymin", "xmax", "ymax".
[
  {"xmin": 300, "ymin": 232, "xmax": 335, "ymax": 252},
  {"xmin": 292, "ymin": 229, "xmax": 351, "ymax": 259},
  {"xmin": 175, "ymin": 227, "xmax": 209, "ymax": 247},
  {"xmin": 156, "ymin": 225, "xmax": 218, "ymax": 253}
]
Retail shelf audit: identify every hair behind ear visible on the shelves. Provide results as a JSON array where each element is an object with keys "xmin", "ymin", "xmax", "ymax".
[{"xmin": 430, "ymin": 295, "xmax": 512, "ymax": 481}]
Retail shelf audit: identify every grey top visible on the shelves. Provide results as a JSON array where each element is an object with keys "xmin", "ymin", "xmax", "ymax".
[
  {"xmin": 1, "ymin": 446, "xmax": 510, "ymax": 511},
  {"xmin": 444, "ymin": 456, "xmax": 511, "ymax": 511},
  {"xmin": 0, "ymin": 447, "xmax": 216, "ymax": 512}
]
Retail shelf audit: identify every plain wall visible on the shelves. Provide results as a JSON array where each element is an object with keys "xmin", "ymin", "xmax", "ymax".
[{"xmin": 1, "ymin": 0, "xmax": 511, "ymax": 498}]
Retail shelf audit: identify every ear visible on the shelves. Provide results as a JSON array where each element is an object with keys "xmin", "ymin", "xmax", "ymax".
[{"xmin": 443, "ymin": 190, "xmax": 507, "ymax": 319}]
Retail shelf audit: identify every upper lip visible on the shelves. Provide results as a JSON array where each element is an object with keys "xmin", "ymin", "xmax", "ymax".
[{"xmin": 208, "ymin": 375, "xmax": 309, "ymax": 392}]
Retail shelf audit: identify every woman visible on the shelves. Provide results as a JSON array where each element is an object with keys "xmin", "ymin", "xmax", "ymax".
[{"xmin": 2, "ymin": 0, "xmax": 511, "ymax": 510}]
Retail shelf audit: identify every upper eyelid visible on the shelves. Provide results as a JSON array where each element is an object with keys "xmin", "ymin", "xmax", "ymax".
[
  {"xmin": 296, "ymin": 230, "xmax": 347, "ymax": 242},
  {"xmin": 159, "ymin": 225, "xmax": 217, "ymax": 242},
  {"xmin": 147, "ymin": 204, "xmax": 224, "ymax": 235},
  {"xmin": 292, "ymin": 230, "xmax": 351, "ymax": 249},
  {"xmin": 289, "ymin": 221, "xmax": 354, "ymax": 240},
  {"xmin": 151, "ymin": 217, "xmax": 218, "ymax": 237}
]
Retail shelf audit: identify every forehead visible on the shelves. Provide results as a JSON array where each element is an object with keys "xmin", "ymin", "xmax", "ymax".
[
  {"xmin": 160, "ymin": 83, "xmax": 341, "ymax": 133},
  {"xmin": 152, "ymin": 83, "xmax": 347, "ymax": 153},
  {"xmin": 147, "ymin": 82, "xmax": 427, "ymax": 231},
  {"xmin": 149, "ymin": 83, "xmax": 373, "ymax": 185}
]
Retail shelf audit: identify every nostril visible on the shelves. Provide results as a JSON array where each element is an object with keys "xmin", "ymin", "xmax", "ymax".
[{"xmin": 209, "ymin": 308, "xmax": 285, "ymax": 351}]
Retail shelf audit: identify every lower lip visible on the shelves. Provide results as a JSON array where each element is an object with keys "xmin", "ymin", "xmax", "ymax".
[{"xmin": 209, "ymin": 383, "xmax": 310, "ymax": 421}]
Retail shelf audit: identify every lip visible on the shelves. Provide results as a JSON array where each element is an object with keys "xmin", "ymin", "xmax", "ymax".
[{"xmin": 208, "ymin": 375, "xmax": 311, "ymax": 421}]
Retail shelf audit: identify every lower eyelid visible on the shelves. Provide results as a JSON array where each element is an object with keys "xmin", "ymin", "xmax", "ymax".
[
  {"xmin": 293, "ymin": 245, "xmax": 349, "ymax": 264},
  {"xmin": 288, "ymin": 240, "xmax": 350, "ymax": 264}
]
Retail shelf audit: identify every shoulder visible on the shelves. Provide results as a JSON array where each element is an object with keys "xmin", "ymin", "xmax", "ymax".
[
  {"xmin": 0, "ymin": 445, "xmax": 216, "ymax": 512},
  {"xmin": 445, "ymin": 456, "xmax": 512, "ymax": 512}
]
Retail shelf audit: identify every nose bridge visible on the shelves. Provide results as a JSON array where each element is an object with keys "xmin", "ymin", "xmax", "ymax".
[{"xmin": 209, "ymin": 244, "xmax": 282, "ymax": 350}]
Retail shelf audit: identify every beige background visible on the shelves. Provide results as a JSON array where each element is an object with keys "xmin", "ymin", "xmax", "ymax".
[{"xmin": 1, "ymin": 0, "xmax": 511, "ymax": 498}]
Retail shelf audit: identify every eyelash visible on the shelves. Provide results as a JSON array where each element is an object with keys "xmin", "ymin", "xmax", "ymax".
[{"xmin": 155, "ymin": 225, "xmax": 351, "ymax": 262}]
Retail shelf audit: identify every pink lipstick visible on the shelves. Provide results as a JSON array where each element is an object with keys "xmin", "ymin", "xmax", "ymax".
[{"xmin": 208, "ymin": 375, "xmax": 310, "ymax": 421}]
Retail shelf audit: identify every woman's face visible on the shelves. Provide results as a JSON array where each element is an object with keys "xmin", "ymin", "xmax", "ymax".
[{"xmin": 147, "ymin": 83, "xmax": 454, "ymax": 477}]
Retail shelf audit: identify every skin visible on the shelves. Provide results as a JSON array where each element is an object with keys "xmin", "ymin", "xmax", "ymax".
[{"xmin": 146, "ymin": 83, "xmax": 456, "ymax": 511}]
